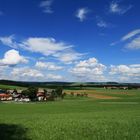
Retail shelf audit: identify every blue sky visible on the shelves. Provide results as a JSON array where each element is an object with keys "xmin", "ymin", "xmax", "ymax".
[{"xmin": 0, "ymin": 0, "xmax": 140, "ymax": 82}]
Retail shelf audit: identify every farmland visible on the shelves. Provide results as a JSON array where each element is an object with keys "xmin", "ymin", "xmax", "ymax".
[
  {"xmin": 0, "ymin": 84, "xmax": 26, "ymax": 90},
  {"xmin": 0, "ymin": 88, "xmax": 140, "ymax": 140}
]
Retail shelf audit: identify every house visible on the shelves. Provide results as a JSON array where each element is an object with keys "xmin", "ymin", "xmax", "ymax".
[
  {"xmin": 12, "ymin": 93, "xmax": 22, "ymax": 101},
  {"xmin": 17, "ymin": 97, "xmax": 30, "ymax": 102},
  {"xmin": 36, "ymin": 89, "xmax": 53, "ymax": 101},
  {"xmin": 0, "ymin": 94, "xmax": 12, "ymax": 101},
  {"xmin": 0, "ymin": 89, "xmax": 12, "ymax": 101},
  {"xmin": 37, "ymin": 93, "xmax": 45, "ymax": 101},
  {"xmin": 7, "ymin": 90, "xmax": 14, "ymax": 94},
  {"xmin": 37, "ymin": 89, "xmax": 45, "ymax": 101}
]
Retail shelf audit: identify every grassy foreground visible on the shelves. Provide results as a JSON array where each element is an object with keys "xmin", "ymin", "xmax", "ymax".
[{"xmin": 0, "ymin": 89, "xmax": 140, "ymax": 140}]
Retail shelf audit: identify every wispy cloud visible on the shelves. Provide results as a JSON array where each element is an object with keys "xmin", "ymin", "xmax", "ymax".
[
  {"xmin": 53, "ymin": 50, "xmax": 83, "ymax": 64},
  {"xmin": 96, "ymin": 16, "xmax": 109, "ymax": 28},
  {"xmin": 125, "ymin": 36, "xmax": 140, "ymax": 50},
  {"xmin": 0, "ymin": 35, "xmax": 18, "ymax": 48},
  {"xmin": 35, "ymin": 61, "xmax": 63, "ymax": 70},
  {"xmin": 0, "ymin": 36, "xmax": 84, "ymax": 63},
  {"xmin": 109, "ymin": 0, "xmax": 132, "ymax": 15},
  {"xmin": 22, "ymin": 37, "xmax": 70, "ymax": 56},
  {"xmin": 110, "ymin": 41, "xmax": 119, "ymax": 46},
  {"xmin": 22, "ymin": 37, "xmax": 83, "ymax": 63},
  {"xmin": 97, "ymin": 20, "xmax": 108, "ymax": 28},
  {"xmin": 111, "ymin": 29, "xmax": 140, "ymax": 50},
  {"xmin": 121, "ymin": 29, "xmax": 140, "ymax": 41},
  {"xmin": 75, "ymin": 8, "xmax": 90, "ymax": 22},
  {"xmin": 39, "ymin": 0, "xmax": 53, "ymax": 14}
]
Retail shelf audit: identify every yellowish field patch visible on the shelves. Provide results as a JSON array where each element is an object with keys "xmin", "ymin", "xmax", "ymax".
[
  {"xmin": 64, "ymin": 90, "xmax": 120, "ymax": 99},
  {"xmin": 65, "ymin": 89, "xmax": 134, "ymax": 95},
  {"xmin": 88, "ymin": 94, "xmax": 120, "ymax": 99}
]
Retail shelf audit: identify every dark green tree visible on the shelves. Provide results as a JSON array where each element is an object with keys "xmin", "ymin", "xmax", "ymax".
[
  {"xmin": 55, "ymin": 87, "xmax": 63, "ymax": 98},
  {"xmin": 21, "ymin": 89, "xmax": 30, "ymax": 97},
  {"xmin": 13, "ymin": 89, "xmax": 18, "ymax": 94},
  {"xmin": 48, "ymin": 90, "xmax": 55, "ymax": 101},
  {"xmin": 21, "ymin": 87, "xmax": 38, "ymax": 100},
  {"xmin": 50, "ymin": 90, "xmax": 55, "ymax": 97},
  {"xmin": 43, "ymin": 89, "xmax": 48, "ymax": 96}
]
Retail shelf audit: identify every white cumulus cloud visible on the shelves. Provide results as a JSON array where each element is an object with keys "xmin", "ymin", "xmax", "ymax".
[
  {"xmin": 0, "ymin": 49, "xmax": 28, "ymax": 66},
  {"xmin": 70, "ymin": 57, "xmax": 107, "ymax": 81},
  {"xmin": 109, "ymin": 64, "xmax": 140, "ymax": 82}
]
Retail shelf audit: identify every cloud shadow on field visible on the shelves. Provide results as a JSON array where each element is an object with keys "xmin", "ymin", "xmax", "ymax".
[{"xmin": 0, "ymin": 123, "xmax": 31, "ymax": 140}]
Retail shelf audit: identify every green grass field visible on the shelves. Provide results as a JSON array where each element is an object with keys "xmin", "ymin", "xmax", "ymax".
[
  {"xmin": 0, "ymin": 84, "xmax": 26, "ymax": 90},
  {"xmin": 0, "ymin": 88, "xmax": 140, "ymax": 140}
]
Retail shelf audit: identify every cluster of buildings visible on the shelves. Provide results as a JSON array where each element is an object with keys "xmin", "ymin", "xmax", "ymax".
[
  {"xmin": 0, "ymin": 89, "xmax": 13, "ymax": 101},
  {"xmin": 0, "ymin": 89, "xmax": 53, "ymax": 102}
]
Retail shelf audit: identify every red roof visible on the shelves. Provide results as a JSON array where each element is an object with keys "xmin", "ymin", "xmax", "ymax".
[
  {"xmin": 0, "ymin": 94, "xmax": 11, "ymax": 98},
  {"xmin": 37, "ymin": 92, "xmax": 45, "ymax": 97}
]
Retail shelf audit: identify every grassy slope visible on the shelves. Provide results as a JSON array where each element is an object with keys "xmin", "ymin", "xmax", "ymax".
[
  {"xmin": 0, "ymin": 89, "xmax": 140, "ymax": 140},
  {"xmin": 0, "ymin": 84, "xmax": 26, "ymax": 90}
]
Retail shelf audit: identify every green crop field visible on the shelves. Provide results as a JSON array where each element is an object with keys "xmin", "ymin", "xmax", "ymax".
[
  {"xmin": 0, "ymin": 84, "xmax": 26, "ymax": 90},
  {"xmin": 0, "ymin": 88, "xmax": 140, "ymax": 140}
]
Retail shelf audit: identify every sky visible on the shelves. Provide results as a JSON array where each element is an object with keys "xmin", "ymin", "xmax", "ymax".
[{"xmin": 0, "ymin": 0, "xmax": 140, "ymax": 82}]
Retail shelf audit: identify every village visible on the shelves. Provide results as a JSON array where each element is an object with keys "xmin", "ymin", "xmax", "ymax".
[
  {"xmin": 0, "ymin": 87, "xmax": 90, "ymax": 102},
  {"xmin": 0, "ymin": 88, "xmax": 60, "ymax": 102},
  {"xmin": 0, "ymin": 85, "xmax": 135, "ymax": 102}
]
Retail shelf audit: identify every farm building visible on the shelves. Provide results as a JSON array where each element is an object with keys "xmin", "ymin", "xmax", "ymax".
[
  {"xmin": 0, "ymin": 90, "xmax": 12, "ymax": 101},
  {"xmin": 37, "ymin": 89, "xmax": 54, "ymax": 101},
  {"xmin": 0, "ymin": 94, "xmax": 12, "ymax": 101},
  {"xmin": 37, "ymin": 93, "xmax": 45, "ymax": 101}
]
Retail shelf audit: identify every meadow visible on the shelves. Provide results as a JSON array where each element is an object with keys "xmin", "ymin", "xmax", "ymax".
[
  {"xmin": 0, "ymin": 88, "xmax": 140, "ymax": 140},
  {"xmin": 0, "ymin": 84, "xmax": 26, "ymax": 90}
]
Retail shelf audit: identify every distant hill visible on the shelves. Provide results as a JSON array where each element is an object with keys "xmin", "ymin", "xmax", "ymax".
[{"xmin": 0, "ymin": 80, "xmax": 140, "ymax": 89}]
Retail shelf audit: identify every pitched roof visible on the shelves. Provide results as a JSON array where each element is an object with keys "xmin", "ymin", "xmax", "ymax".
[{"xmin": 0, "ymin": 94, "xmax": 11, "ymax": 97}]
